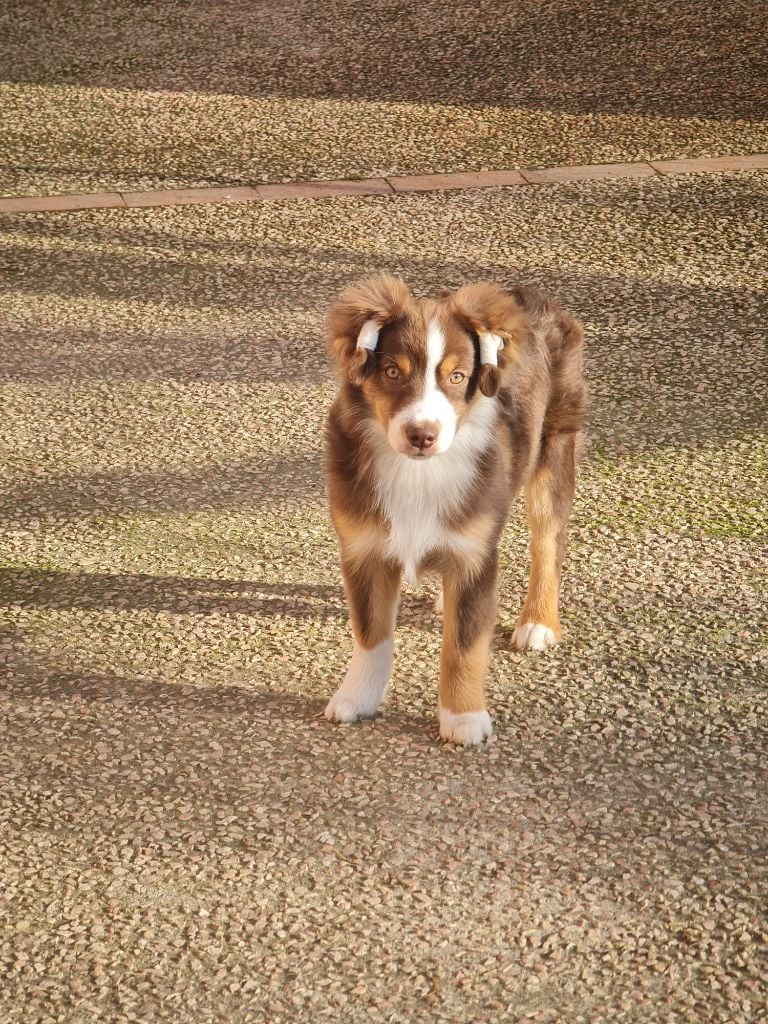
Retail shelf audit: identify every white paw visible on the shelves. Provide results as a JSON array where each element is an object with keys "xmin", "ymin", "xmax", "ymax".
[
  {"xmin": 433, "ymin": 589, "xmax": 444, "ymax": 614},
  {"xmin": 324, "ymin": 639, "xmax": 392, "ymax": 724},
  {"xmin": 324, "ymin": 689, "xmax": 379, "ymax": 723},
  {"xmin": 439, "ymin": 707, "xmax": 493, "ymax": 747},
  {"xmin": 512, "ymin": 622, "xmax": 558, "ymax": 652}
]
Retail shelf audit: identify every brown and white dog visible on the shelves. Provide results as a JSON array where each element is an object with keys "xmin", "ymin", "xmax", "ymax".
[{"xmin": 323, "ymin": 275, "xmax": 586, "ymax": 745}]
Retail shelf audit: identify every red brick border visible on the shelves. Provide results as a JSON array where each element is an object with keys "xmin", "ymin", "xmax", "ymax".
[
  {"xmin": 121, "ymin": 186, "xmax": 260, "ymax": 208},
  {"xmin": 256, "ymin": 179, "xmax": 393, "ymax": 200},
  {"xmin": 519, "ymin": 161, "xmax": 658, "ymax": 184},
  {"xmin": 387, "ymin": 170, "xmax": 526, "ymax": 192},
  {"xmin": 650, "ymin": 154, "xmax": 768, "ymax": 174},
  {"xmin": 0, "ymin": 155, "xmax": 765, "ymax": 215},
  {"xmin": 0, "ymin": 192, "xmax": 127, "ymax": 213}
]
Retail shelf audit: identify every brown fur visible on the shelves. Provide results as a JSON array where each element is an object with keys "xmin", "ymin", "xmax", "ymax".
[
  {"xmin": 342, "ymin": 551, "xmax": 401, "ymax": 650},
  {"xmin": 327, "ymin": 274, "xmax": 416, "ymax": 386},
  {"xmin": 324, "ymin": 275, "xmax": 587, "ymax": 741},
  {"xmin": 440, "ymin": 547, "xmax": 498, "ymax": 714}
]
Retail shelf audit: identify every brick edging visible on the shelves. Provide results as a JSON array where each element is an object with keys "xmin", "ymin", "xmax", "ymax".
[{"xmin": 1, "ymin": 154, "xmax": 766, "ymax": 215}]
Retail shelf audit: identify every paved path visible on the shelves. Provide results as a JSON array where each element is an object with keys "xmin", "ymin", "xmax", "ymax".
[
  {"xmin": 1, "ymin": 3, "xmax": 767, "ymax": 1021},
  {"xmin": 1, "ymin": 154, "xmax": 767, "ymax": 213}
]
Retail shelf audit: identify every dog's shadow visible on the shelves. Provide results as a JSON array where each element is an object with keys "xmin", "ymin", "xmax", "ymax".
[
  {"xmin": 0, "ymin": 567, "xmax": 345, "ymax": 620},
  {"xmin": 1, "ymin": 567, "xmax": 521, "ymax": 640}
]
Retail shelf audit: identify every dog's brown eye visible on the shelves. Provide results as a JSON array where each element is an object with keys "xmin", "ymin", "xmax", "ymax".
[
  {"xmin": 449, "ymin": 370, "xmax": 466, "ymax": 384},
  {"xmin": 385, "ymin": 365, "xmax": 401, "ymax": 380}
]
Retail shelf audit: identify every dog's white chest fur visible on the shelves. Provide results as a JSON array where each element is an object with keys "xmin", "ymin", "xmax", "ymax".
[{"xmin": 369, "ymin": 398, "xmax": 498, "ymax": 584}]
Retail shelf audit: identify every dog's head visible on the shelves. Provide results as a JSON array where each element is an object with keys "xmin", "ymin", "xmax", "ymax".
[{"xmin": 327, "ymin": 275, "xmax": 523, "ymax": 458}]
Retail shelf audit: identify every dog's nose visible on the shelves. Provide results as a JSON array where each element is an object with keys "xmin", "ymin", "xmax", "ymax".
[{"xmin": 406, "ymin": 424, "xmax": 439, "ymax": 450}]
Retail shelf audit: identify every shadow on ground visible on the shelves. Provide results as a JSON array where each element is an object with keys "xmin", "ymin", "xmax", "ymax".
[
  {"xmin": 2, "ymin": 0, "xmax": 766, "ymax": 120},
  {"xmin": 0, "ymin": 567, "xmax": 345, "ymax": 618},
  {"xmin": 1, "ymin": 196, "xmax": 767, "ymax": 465},
  {"xmin": 3, "ymin": 633, "xmax": 764, "ymax": 863},
  {"xmin": 0, "ymin": 456, "xmax": 325, "ymax": 518}
]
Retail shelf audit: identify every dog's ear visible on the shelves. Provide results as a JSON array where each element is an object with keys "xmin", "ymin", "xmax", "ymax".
[
  {"xmin": 450, "ymin": 283, "xmax": 524, "ymax": 397},
  {"xmin": 327, "ymin": 275, "xmax": 413, "ymax": 386}
]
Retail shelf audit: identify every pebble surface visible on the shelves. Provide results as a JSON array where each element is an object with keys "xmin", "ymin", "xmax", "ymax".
[
  {"xmin": 1, "ymin": 0, "xmax": 767, "ymax": 195},
  {"xmin": 1, "ymin": 168, "xmax": 766, "ymax": 1021},
  {"xmin": 2, "ymin": 0, "xmax": 768, "ymax": 1010}
]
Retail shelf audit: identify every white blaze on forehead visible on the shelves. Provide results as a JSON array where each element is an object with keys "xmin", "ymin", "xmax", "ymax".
[
  {"xmin": 356, "ymin": 318, "xmax": 380, "ymax": 351},
  {"xmin": 386, "ymin": 317, "xmax": 458, "ymax": 456},
  {"xmin": 425, "ymin": 316, "xmax": 445, "ymax": 389},
  {"xmin": 479, "ymin": 331, "xmax": 504, "ymax": 366}
]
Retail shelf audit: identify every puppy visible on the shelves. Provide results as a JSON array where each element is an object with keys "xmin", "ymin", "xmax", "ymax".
[{"xmin": 323, "ymin": 276, "xmax": 586, "ymax": 745}]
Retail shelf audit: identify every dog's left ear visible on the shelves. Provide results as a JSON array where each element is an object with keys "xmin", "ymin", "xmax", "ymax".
[
  {"xmin": 450, "ymin": 283, "xmax": 524, "ymax": 397},
  {"xmin": 326, "ymin": 274, "xmax": 413, "ymax": 386}
]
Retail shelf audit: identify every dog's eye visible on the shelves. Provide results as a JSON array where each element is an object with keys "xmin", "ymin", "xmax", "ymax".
[
  {"xmin": 385, "ymin": 365, "xmax": 401, "ymax": 380},
  {"xmin": 449, "ymin": 370, "xmax": 466, "ymax": 384}
]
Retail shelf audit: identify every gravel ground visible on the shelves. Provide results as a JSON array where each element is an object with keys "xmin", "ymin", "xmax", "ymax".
[
  {"xmin": 1, "ymin": 169, "xmax": 767, "ymax": 1022},
  {"xmin": 1, "ymin": 0, "xmax": 767, "ymax": 196}
]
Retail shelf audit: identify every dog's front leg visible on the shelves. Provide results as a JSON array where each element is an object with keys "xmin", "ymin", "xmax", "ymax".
[
  {"xmin": 325, "ymin": 553, "xmax": 401, "ymax": 724},
  {"xmin": 438, "ymin": 553, "xmax": 497, "ymax": 746}
]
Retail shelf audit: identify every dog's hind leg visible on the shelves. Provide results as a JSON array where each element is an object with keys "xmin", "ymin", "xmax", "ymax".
[
  {"xmin": 512, "ymin": 429, "xmax": 579, "ymax": 652},
  {"xmin": 325, "ymin": 551, "xmax": 401, "ymax": 723}
]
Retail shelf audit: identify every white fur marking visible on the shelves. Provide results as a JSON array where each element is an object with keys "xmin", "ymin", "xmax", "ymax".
[
  {"xmin": 325, "ymin": 638, "xmax": 393, "ymax": 722},
  {"xmin": 386, "ymin": 319, "xmax": 457, "ymax": 456},
  {"xmin": 434, "ymin": 589, "xmax": 444, "ymax": 614},
  {"xmin": 387, "ymin": 391, "xmax": 457, "ymax": 455},
  {"xmin": 439, "ymin": 706, "xmax": 493, "ymax": 746},
  {"xmin": 479, "ymin": 331, "xmax": 504, "ymax": 366},
  {"xmin": 366, "ymin": 396, "xmax": 498, "ymax": 584},
  {"xmin": 357, "ymin": 319, "xmax": 380, "ymax": 351},
  {"xmin": 512, "ymin": 623, "xmax": 557, "ymax": 652},
  {"xmin": 425, "ymin": 317, "xmax": 445, "ymax": 383}
]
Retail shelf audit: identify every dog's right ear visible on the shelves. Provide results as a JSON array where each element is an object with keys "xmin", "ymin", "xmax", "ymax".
[
  {"xmin": 450, "ymin": 283, "xmax": 525, "ymax": 397},
  {"xmin": 326, "ymin": 275, "xmax": 412, "ymax": 386}
]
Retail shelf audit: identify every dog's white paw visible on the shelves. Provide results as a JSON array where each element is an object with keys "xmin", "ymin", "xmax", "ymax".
[
  {"xmin": 512, "ymin": 622, "xmax": 558, "ymax": 652},
  {"xmin": 324, "ymin": 639, "xmax": 392, "ymax": 724},
  {"xmin": 324, "ymin": 689, "xmax": 379, "ymax": 723},
  {"xmin": 439, "ymin": 707, "xmax": 493, "ymax": 747}
]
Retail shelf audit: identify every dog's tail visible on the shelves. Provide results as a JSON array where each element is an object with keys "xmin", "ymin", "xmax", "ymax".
[
  {"xmin": 509, "ymin": 285, "xmax": 587, "ymax": 436},
  {"xmin": 544, "ymin": 312, "xmax": 587, "ymax": 437}
]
